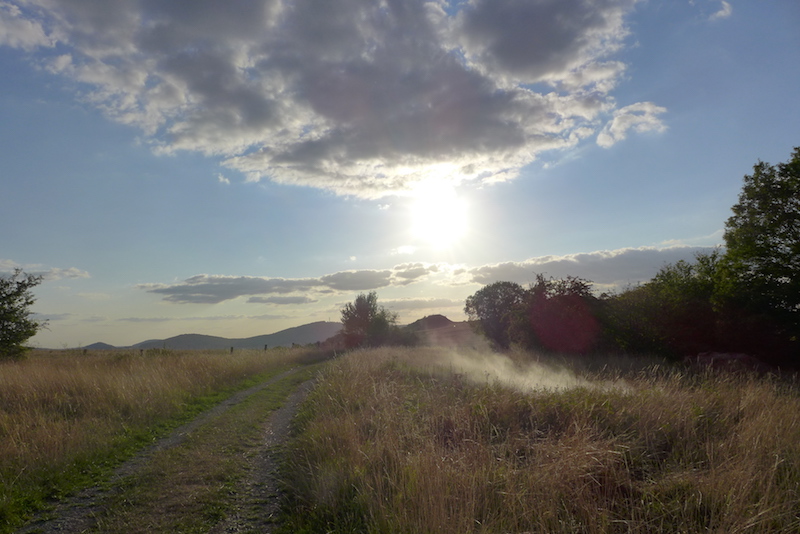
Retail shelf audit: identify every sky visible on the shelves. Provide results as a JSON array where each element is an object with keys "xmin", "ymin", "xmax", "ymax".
[{"xmin": 1, "ymin": 0, "xmax": 799, "ymax": 348}]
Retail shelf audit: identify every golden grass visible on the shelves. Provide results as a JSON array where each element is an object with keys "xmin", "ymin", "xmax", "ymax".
[
  {"xmin": 281, "ymin": 347, "xmax": 800, "ymax": 533},
  {"xmin": 0, "ymin": 347, "xmax": 321, "ymax": 532}
]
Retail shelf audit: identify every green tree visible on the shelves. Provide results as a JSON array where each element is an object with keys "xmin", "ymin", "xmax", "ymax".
[
  {"xmin": 723, "ymin": 147, "xmax": 800, "ymax": 330},
  {"xmin": 340, "ymin": 291, "xmax": 399, "ymax": 348},
  {"xmin": 0, "ymin": 269, "xmax": 45, "ymax": 359},
  {"xmin": 464, "ymin": 281, "xmax": 527, "ymax": 349}
]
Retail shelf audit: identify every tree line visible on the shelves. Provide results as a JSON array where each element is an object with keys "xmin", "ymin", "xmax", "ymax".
[{"xmin": 465, "ymin": 147, "xmax": 800, "ymax": 366}]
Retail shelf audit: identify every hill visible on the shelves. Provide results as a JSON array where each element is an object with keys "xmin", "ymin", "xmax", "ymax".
[
  {"xmin": 86, "ymin": 321, "xmax": 342, "ymax": 350},
  {"xmin": 405, "ymin": 314, "xmax": 476, "ymax": 346}
]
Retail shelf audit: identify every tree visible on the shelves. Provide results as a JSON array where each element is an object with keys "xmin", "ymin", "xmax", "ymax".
[
  {"xmin": 1, "ymin": 269, "xmax": 45, "ymax": 359},
  {"xmin": 340, "ymin": 291, "xmax": 399, "ymax": 348},
  {"xmin": 526, "ymin": 274, "xmax": 601, "ymax": 354},
  {"xmin": 464, "ymin": 281, "xmax": 527, "ymax": 349},
  {"xmin": 723, "ymin": 147, "xmax": 800, "ymax": 331}
]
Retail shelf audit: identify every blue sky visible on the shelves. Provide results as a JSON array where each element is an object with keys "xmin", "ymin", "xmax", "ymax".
[{"xmin": 1, "ymin": 0, "xmax": 798, "ymax": 348}]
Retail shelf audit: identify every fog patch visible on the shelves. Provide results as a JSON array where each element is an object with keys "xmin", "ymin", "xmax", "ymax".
[{"xmin": 433, "ymin": 348, "xmax": 628, "ymax": 393}]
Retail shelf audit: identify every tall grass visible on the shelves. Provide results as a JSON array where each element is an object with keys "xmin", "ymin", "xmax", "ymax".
[
  {"xmin": 0, "ymin": 347, "xmax": 323, "ymax": 532},
  {"xmin": 281, "ymin": 347, "xmax": 800, "ymax": 533}
]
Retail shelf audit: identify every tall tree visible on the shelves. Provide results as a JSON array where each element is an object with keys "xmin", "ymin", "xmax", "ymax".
[
  {"xmin": 0, "ymin": 269, "xmax": 45, "ymax": 359},
  {"xmin": 340, "ymin": 291, "xmax": 398, "ymax": 348},
  {"xmin": 526, "ymin": 274, "xmax": 600, "ymax": 354},
  {"xmin": 464, "ymin": 281, "xmax": 527, "ymax": 349},
  {"xmin": 723, "ymin": 147, "xmax": 800, "ymax": 328}
]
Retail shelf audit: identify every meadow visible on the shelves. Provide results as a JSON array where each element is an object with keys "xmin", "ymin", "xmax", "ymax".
[
  {"xmin": 0, "ymin": 347, "xmax": 324, "ymax": 532},
  {"xmin": 280, "ymin": 346, "xmax": 800, "ymax": 533}
]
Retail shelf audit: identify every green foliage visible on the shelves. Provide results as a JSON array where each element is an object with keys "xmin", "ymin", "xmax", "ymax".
[
  {"xmin": 340, "ymin": 291, "xmax": 413, "ymax": 348},
  {"xmin": 466, "ymin": 276, "xmax": 601, "ymax": 353},
  {"xmin": 0, "ymin": 269, "xmax": 45, "ymax": 359},
  {"xmin": 601, "ymin": 251, "xmax": 725, "ymax": 358},
  {"xmin": 464, "ymin": 281, "xmax": 527, "ymax": 349},
  {"xmin": 723, "ymin": 147, "xmax": 800, "ymax": 330}
]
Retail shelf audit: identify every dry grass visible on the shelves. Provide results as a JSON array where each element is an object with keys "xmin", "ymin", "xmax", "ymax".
[
  {"xmin": 281, "ymin": 347, "xmax": 800, "ymax": 533},
  {"xmin": 0, "ymin": 347, "xmax": 323, "ymax": 532}
]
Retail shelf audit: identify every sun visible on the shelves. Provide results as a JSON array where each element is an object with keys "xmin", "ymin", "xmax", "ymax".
[{"xmin": 409, "ymin": 182, "xmax": 468, "ymax": 249}]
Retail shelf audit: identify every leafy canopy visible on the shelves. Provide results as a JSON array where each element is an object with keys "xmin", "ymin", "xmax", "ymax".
[
  {"xmin": 724, "ymin": 147, "xmax": 800, "ymax": 323},
  {"xmin": 340, "ymin": 291, "xmax": 399, "ymax": 348},
  {"xmin": 0, "ymin": 269, "xmax": 45, "ymax": 359}
]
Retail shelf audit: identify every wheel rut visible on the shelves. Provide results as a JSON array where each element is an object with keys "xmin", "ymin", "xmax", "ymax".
[{"xmin": 17, "ymin": 367, "xmax": 314, "ymax": 534}]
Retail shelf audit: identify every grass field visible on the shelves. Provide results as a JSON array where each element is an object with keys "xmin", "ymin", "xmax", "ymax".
[
  {"xmin": 280, "ymin": 347, "xmax": 800, "ymax": 533},
  {"xmin": 0, "ymin": 347, "xmax": 326, "ymax": 533}
]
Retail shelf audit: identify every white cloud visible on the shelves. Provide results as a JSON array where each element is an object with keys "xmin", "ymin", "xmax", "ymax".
[
  {"xmin": 391, "ymin": 245, "xmax": 417, "ymax": 255},
  {"xmin": 597, "ymin": 102, "xmax": 667, "ymax": 148},
  {"xmin": 0, "ymin": 2, "xmax": 52, "ymax": 50},
  {"xmin": 0, "ymin": 259, "xmax": 90, "ymax": 280},
  {"xmin": 710, "ymin": 1, "xmax": 732, "ymax": 21},
  {"xmin": 2, "ymin": 0, "xmax": 658, "ymax": 198}
]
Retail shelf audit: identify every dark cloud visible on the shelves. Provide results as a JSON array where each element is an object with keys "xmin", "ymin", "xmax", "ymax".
[
  {"xmin": 4, "ymin": 0, "xmax": 661, "ymax": 197},
  {"xmin": 455, "ymin": 0, "xmax": 636, "ymax": 84},
  {"xmin": 142, "ymin": 267, "xmax": 410, "ymax": 304},
  {"xmin": 140, "ymin": 275, "xmax": 318, "ymax": 304}
]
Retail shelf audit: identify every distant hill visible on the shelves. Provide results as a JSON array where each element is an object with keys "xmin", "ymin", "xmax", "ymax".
[
  {"xmin": 87, "ymin": 321, "xmax": 342, "ymax": 350},
  {"xmin": 406, "ymin": 314, "xmax": 455, "ymax": 330},
  {"xmin": 405, "ymin": 314, "xmax": 476, "ymax": 346},
  {"xmin": 83, "ymin": 342, "xmax": 118, "ymax": 350}
]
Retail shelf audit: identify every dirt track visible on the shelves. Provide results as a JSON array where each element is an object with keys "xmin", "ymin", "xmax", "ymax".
[{"xmin": 17, "ymin": 368, "xmax": 314, "ymax": 534}]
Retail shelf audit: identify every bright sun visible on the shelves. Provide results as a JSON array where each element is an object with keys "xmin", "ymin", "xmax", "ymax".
[{"xmin": 409, "ymin": 182, "xmax": 468, "ymax": 249}]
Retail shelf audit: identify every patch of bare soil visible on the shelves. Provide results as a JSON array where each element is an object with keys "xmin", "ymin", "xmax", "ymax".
[
  {"xmin": 209, "ymin": 379, "xmax": 315, "ymax": 534},
  {"xmin": 17, "ymin": 367, "xmax": 312, "ymax": 534}
]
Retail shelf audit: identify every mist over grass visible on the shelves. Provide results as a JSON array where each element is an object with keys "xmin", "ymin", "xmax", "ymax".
[{"xmin": 280, "ymin": 347, "xmax": 800, "ymax": 533}]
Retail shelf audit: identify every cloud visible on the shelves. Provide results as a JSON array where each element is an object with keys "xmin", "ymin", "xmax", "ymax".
[
  {"xmin": 3, "ymin": 0, "xmax": 659, "ymax": 198},
  {"xmin": 0, "ymin": 259, "xmax": 90, "ymax": 280},
  {"xmin": 392, "ymin": 262, "xmax": 440, "ymax": 285},
  {"xmin": 119, "ymin": 314, "xmax": 287, "ymax": 323},
  {"xmin": 467, "ymin": 246, "xmax": 715, "ymax": 289},
  {"xmin": 710, "ymin": 1, "xmax": 732, "ymax": 20},
  {"xmin": 141, "ymin": 266, "xmax": 427, "ymax": 304},
  {"xmin": 319, "ymin": 270, "xmax": 393, "ymax": 291},
  {"xmin": 597, "ymin": 102, "xmax": 667, "ymax": 147},
  {"xmin": 140, "ymin": 274, "xmax": 319, "ymax": 304},
  {"xmin": 454, "ymin": 0, "xmax": 636, "ymax": 85},
  {"xmin": 141, "ymin": 246, "xmax": 710, "ymax": 306},
  {"xmin": 382, "ymin": 297, "xmax": 463, "ymax": 311},
  {"xmin": 247, "ymin": 295, "xmax": 318, "ymax": 305},
  {"xmin": 0, "ymin": 2, "xmax": 52, "ymax": 50}
]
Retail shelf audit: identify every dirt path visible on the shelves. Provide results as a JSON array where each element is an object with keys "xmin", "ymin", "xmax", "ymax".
[
  {"xmin": 17, "ymin": 367, "xmax": 314, "ymax": 534},
  {"xmin": 209, "ymin": 379, "xmax": 316, "ymax": 534}
]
